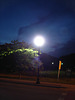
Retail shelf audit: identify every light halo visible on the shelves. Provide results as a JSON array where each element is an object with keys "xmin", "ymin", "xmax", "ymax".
[{"xmin": 33, "ymin": 35, "xmax": 45, "ymax": 47}]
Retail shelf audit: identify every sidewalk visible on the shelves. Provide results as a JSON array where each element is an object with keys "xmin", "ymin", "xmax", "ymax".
[{"xmin": 0, "ymin": 77, "xmax": 75, "ymax": 91}]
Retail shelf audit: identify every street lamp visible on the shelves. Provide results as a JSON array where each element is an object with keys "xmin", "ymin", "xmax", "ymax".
[{"xmin": 33, "ymin": 35, "xmax": 45, "ymax": 84}]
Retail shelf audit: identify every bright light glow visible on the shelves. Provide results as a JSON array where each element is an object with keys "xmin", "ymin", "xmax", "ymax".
[
  {"xmin": 52, "ymin": 62, "xmax": 54, "ymax": 64},
  {"xmin": 34, "ymin": 36, "xmax": 45, "ymax": 47}
]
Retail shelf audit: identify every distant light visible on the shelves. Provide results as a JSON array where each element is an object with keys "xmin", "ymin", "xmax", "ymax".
[
  {"xmin": 33, "ymin": 36, "xmax": 45, "ymax": 47},
  {"xmin": 52, "ymin": 62, "xmax": 54, "ymax": 64},
  {"xmin": 61, "ymin": 63, "xmax": 63, "ymax": 65}
]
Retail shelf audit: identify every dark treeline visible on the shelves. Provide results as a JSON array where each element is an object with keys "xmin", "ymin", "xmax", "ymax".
[
  {"xmin": 59, "ymin": 53, "xmax": 75, "ymax": 71},
  {"xmin": 0, "ymin": 40, "xmax": 75, "ymax": 74},
  {"xmin": 40, "ymin": 53, "xmax": 75, "ymax": 72}
]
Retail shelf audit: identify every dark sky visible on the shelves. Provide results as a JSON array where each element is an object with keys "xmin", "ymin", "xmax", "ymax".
[{"xmin": 0, "ymin": 0, "xmax": 75, "ymax": 57}]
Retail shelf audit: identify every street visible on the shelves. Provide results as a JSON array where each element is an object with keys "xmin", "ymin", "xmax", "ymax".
[{"xmin": 0, "ymin": 80, "xmax": 75, "ymax": 100}]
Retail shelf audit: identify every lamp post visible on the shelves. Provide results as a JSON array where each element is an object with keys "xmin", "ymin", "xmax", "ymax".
[{"xmin": 33, "ymin": 35, "xmax": 45, "ymax": 84}]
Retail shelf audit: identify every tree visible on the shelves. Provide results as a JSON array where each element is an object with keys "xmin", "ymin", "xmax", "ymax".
[
  {"xmin": 0, "ymin": 40, "xmax": 39, "ymax": 73},
  {"xmin": 59, "ymin": 53, "xmax": 75, "ymax": 71}
]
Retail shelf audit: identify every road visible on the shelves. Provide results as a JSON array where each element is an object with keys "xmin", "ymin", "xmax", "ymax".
[{"xmin": 0, "ymin": 79, "xmax": 75, "ymax": 100}]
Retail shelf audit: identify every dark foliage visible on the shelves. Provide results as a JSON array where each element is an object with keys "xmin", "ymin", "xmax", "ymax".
[
  {"xmin": 59, "ymin": 53, "xmax": 75, "ymax": 71},
  {"xmin": 40, "ymin": 53, "xmax": 59, "ymax": 71},
  {"xmin": 0, "ymin": 40, "xmax": 36, "ymax": 73}
]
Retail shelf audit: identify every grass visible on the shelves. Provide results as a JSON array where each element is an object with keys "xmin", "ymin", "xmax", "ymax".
[{"xmin": 40, "ymin": 71, "xmax": 65, "ymax": 78}]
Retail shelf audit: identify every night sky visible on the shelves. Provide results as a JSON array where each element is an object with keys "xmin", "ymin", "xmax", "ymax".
[{"xmin": 0, "ymin": 0, "xmax": 75, "ymax": 57}]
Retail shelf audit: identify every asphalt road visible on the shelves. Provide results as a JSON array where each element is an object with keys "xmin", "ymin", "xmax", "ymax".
[{"xmin": 0, "ymin": 80, "xmax": 75, "ymax": 100}]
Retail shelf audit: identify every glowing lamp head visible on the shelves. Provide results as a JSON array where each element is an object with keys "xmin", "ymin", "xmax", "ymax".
[{"xmin": 34, "ymin": 36, "xmax": 45, "ymax": 47}]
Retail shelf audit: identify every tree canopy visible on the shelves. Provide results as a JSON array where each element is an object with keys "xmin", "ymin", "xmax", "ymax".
[{"xmin": 0, "ymin": 40, "xmax": 39, "ymax": 73}]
